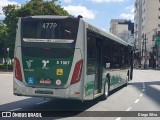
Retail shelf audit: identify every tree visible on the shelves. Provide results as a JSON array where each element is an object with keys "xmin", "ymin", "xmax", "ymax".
[
  {"xmin": 2, "ymin": 4, "xmax": 18, "ymax": 58},
  {"xmin": 0, "ymin": 23, "xmax": 8, "ymax": 57},
  {"xmin": 17, "ymin": 0, "xmax": 68, "ymax": 17},
  {"xmin": 1, "ymin": 0, "xmax": 69, "ymax": 58}
]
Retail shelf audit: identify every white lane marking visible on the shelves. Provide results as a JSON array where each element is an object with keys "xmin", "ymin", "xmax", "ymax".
[
  {"xmin": 140, "ymin": 93, "xmax": 143, "ymax": 97},
  {"xmin": 134, "ymin": 99, "xmax": 140, "ymax": 103},
  {"xmin": 9, "ymin": 108, "xmax": 21, "ymax": 111},
  {"xmin": 150, "ymin": 85, "xmax": 160, "ymax": 90},
  {"xmin": 115, "ymin": 117, "xmax": 121, "ymax": 120},
  {"xmin": 36, "ymin": 101, "xmax": 48, "ymax": 105},
  {"xmin": 126, "ymin": 107, "xmax": 132, "ymax": 111},
  {"xmin": 142, "ymin": 89, "xmax": 145, "ymax": 92},
  {"xmin": 142, "ymin": 82, "xmax": 145, "ymax": 89},
  {"xmin": 135, "ymin": 76, "xmax": 146, "ymax": 89}
]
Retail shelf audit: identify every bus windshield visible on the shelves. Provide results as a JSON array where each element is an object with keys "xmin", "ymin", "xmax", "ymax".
[{"xmin": 21, "ymin": 18, "xmax": 79, "ymax": 41}]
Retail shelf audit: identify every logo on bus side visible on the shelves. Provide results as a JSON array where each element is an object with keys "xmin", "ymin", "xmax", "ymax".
[
  {"xmin": 26, "ymin": 60, "xmax": 33, "ymax": 69},
  {"xmin": 24, "ymin": 60, "xmax": 34, "ymax": 72},
  {"xmin": 42, "ymin": 60, "xmax": 49, "ymax": 69}
]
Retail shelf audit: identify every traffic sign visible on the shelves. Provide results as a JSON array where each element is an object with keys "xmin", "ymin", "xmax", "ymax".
[{"xmin": 156, "ymin": 37, "xmax": 160, "ymax": 45}]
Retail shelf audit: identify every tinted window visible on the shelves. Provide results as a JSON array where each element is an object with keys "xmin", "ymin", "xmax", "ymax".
[
  {"xmin": 21, "ymin": 18, "xmax": 79, "ymax": 40},
  {"xmin": 22, "ymin": 47, "xmax": 74, "ymax": 58},
  {"xmin": 87, "ymin": 30, "xmax": 96, "ymax": 75},
  {"xmin": 112, "ymin": 42, "xmax": 120, "ymax": 69},
  {"xmin": 103, "ymin": 39, "xmax": 112, "ymax": 69}
]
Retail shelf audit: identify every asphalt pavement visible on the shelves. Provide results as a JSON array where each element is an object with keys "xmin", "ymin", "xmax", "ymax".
[{"xmin": 0, "ymin": 69, "xmax": 160, "ymax": 120}]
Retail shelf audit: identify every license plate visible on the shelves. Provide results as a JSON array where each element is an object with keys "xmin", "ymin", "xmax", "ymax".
[
  {"xmin": 35, "ymin": 90, "xmax": 53, "ymax": 94},
  {"xmin": 39, "ymin": 79, "xmax": 52, "ymax": 85}
]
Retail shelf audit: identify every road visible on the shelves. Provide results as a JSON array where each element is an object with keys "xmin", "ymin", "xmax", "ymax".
[{"xmin": 0, "ymin": 69, "xmax": 160, "ymax": 120}]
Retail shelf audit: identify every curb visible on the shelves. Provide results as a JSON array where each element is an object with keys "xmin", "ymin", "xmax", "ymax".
[{"xmin": 0, "ymin": 71, "xmax": 13, "ymax": 74}]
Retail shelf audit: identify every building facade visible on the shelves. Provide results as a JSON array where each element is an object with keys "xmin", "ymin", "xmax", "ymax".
[
  {"xmin": 134, "ymin": 0, "xmax": 160, "ymax": 69},
  {"xmin": 110, "ymin": 19, "xmax": 134, "ymax": 45},
  {"xmin": 134, "ymin": 0, "xmax": 142, "ymax": 67}
]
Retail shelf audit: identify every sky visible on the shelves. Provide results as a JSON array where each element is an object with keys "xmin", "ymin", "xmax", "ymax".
[{"xmin": 0, "ymin": 0, "xmax": 135, "ymax": 31}]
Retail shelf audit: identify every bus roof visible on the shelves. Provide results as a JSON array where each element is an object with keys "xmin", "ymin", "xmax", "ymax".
[{"xmin": 21, "ymin": 15, "xmax": 73, "ymax": 19}]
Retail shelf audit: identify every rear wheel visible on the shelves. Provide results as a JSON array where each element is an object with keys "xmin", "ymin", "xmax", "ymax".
[
  {"xmin": 125, "ymin": 77, "xmax": 128, "ymax": 87},
  {"xmin": 101, "ymin": 78, "xmax": 109, "ymax": 100},
  {"xmin": 125, "ymin": 70, "xmax": 129, "ymax": 87}
]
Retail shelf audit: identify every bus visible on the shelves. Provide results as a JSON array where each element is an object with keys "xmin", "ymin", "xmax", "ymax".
[{"xmin": 13, "ymin": 15, "xmax": 133, "ymax": 101}]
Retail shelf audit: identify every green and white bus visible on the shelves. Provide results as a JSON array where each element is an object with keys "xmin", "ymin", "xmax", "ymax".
[{"xmin": 13, "ymin": 15, "xmax": 133, "ymax": 101}]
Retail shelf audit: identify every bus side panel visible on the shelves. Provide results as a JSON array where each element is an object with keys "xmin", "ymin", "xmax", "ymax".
[
  {"xmin": 13, "ymin": 19, "xmax": 25, "ymax": 95},
  {"xmin": 13, "ymin": 47, "xmax": 25, "ymax": 96},
  {"xmin": 62, "ymin": 19, "xmax": 85, "ymax": 100},
  {"xmin": 67, "ymin": 49, "xmax": 83, "ymax": 100},
  {"xmin": 83, "ymin": 22, "xmax": 95, "ymax": 100},
  {"xmin": 71, "ymin": 19, "xmax": 85, "ymax": 100},
  {"xmin": 14, "ymin": 19, "xmax": 22, "ymax": 48},
  {"xmin": 67, "ymin": 81, "xmax": 83, "ymax": 100}
]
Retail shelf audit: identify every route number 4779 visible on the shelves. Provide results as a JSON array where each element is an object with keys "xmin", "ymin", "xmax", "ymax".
[{"xmin": 42, "ymin": 23, "xmax": 57, "ymax": 29}]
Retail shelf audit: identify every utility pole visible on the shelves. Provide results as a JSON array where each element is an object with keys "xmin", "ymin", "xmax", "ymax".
[
  {"xmin": 156, "ymin": 31, "xmax": 160, "ymax": 69},
  {"xmin": 7, "ymin": 48, "xmax": 10, "ymax": 71},
  {"xmin": 144, "ymin": 34, "xmax": 147, "ymax": 69},
  {"xmin": 142, "ymin": 34, "xmax": 144, "ymax": 58},
  {"xmin": 156, "ymin": 45, "xmax": 158, "ymax": 69},
  {"xmin": 141, "ymin": 34, "xmax": 145, "ymax": 68}
]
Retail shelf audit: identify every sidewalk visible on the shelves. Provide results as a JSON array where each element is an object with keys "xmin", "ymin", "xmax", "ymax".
[{"xmin": 0, "ymin": 70, "xmax": 13, "ymax": 74}]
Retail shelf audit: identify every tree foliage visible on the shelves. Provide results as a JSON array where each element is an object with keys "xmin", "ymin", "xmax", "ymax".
[
  {"xmin": 0, "ymin": 0, "xmax": 69, "ymax": 58},
  {"xmin": 0, "ymin": 23, "xmax": 8, "ymax": 57}
]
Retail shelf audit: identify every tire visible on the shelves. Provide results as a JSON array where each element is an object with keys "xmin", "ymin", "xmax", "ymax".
[
  {"xmin": 125, "ymin": 77, "xmax": 128, "ymax": 87},
  {"xmin": 125, "ymin": 71, "xmax": 129, "ymax": 87},
  {"xmin": 128, "ymin": 70, "xmax": 130, "ymax": 81},
  {"xmin": 101, "ymin": 78, "xmax": 109, "ymax": 100}
]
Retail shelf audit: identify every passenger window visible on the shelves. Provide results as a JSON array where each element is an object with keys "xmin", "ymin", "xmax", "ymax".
[{"xmin": 87, "ymin": 30, "xmax": 96, "ymax": 75}]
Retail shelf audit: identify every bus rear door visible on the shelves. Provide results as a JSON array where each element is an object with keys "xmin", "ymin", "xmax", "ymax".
[{"xmin": 94, "ymin": 38, "xmax": 103, "ymax": 94}]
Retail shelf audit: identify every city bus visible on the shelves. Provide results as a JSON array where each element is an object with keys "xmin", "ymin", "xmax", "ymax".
[{"xmin": 13, "ymin": 15, "xmax": 133, "ymax": 101}]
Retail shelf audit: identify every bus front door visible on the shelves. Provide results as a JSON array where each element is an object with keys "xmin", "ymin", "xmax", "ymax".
[{"xmin": 94, "ymin": 38, "xmax": 102, "ymax": 94}]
